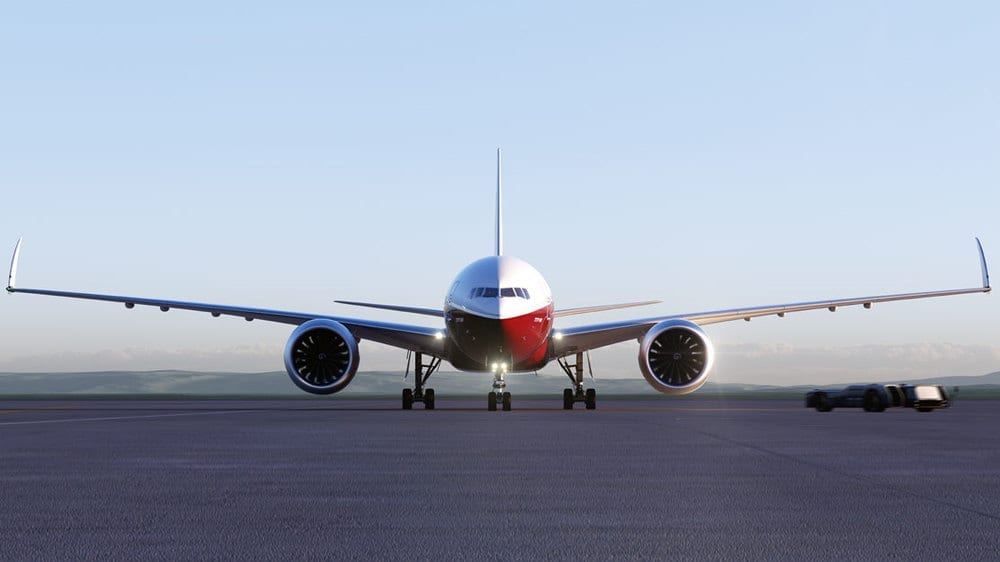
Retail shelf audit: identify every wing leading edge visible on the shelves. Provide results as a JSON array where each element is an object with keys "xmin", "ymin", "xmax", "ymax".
[
  {"xmin": 552, "ymin": 238, "xmax": 991, "ymax": 356},
  {"xmin": 6, "ymin": 241, "xmax": 445, "ymax": 357}
]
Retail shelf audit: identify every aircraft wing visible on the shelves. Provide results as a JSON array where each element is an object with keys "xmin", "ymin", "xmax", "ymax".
[
  {"xmin": 552, "ymin": 239, "xmax": 991, "ymax": 356},
  {"xmin": 6, "ymin": 241, "xmax": 445, "ymax": 356}
]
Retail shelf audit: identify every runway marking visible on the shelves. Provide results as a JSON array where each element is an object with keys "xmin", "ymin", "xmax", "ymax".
[{"xmin": 0, "ymin": 409, "xmax": 254, "ymax": 427}]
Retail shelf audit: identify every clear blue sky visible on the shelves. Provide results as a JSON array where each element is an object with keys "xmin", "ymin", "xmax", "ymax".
[{"xmin": 2, "ymin": 1, "xmax": 998, "ymax": 384}]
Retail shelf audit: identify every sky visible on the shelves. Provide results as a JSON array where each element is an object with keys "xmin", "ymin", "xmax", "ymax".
[{"xmin": 1, "ymin": 1, "xmax": 998, "ymax": 386}]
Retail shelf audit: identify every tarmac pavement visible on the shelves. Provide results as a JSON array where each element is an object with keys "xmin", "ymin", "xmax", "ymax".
[{"xmin": 1, "ymin": 398, "xmax": 998, "ymax": 560}]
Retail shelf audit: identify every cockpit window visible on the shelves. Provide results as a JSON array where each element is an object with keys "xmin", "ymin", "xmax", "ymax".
[{"xmin": 468, "ymin": 287, "xmax": 531, "ymax": 299}]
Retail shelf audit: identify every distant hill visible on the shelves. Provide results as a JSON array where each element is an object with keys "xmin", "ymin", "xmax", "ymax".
[
  {"xmin": 1, "ymin": 369, "xmax": 998, "ymax": 397},
  {"xmin": 909, "ymin": 371, "xmax": 1000, "ymax": 386}
]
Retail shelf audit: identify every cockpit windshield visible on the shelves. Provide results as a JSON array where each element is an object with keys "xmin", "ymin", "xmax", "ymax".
[{"xmin": 469, "ymin": 287, "xmax": 531, "ymax": 300}]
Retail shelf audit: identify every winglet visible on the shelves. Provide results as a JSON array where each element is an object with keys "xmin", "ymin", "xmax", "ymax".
[
  {"xmin": 495, "ymin": 148, "xmax": 503, "ymax": 257},
  {"xmin": 7, "ymin": 238, "xmax": 22, "ymax": 293},
  {"xmin": 976, "ymin": 237, "xmax": 990, "ymax": 290}
]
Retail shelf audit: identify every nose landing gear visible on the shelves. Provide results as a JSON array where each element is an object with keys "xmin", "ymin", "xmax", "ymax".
[{"xmin": 487, "ymin": 362, "xmax": 512, "ymax": 411}]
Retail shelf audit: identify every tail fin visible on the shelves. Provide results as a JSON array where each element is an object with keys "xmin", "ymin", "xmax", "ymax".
[{"xmin": 495, "ymin": 148, "xmax": 503, "ymax": 256}]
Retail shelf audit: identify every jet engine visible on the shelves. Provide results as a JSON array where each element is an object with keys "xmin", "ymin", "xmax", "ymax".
[
  {"xmin": 638, "ymin": 319, "xmax": 714, "ymax": 395},
  {"xmin": 283, "ymin": 319, "xmax": 360, "ymax": 395}
]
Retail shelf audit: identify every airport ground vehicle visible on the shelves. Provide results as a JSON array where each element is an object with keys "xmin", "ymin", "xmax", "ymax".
[
  {"xmin": 806, "ymin": 383, "xmax": 950, "ymax": 412},
  {"xmin": 806, "ymin": 384, "xmax": 892, "ymax": 412},
  {"xmin": 903, "ymin": 384, "xmax": 950, "ymax": 412}
]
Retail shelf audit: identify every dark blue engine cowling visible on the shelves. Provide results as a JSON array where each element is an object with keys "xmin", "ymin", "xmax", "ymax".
[
  {"xmin": 283, "ymin": 319, "xmax": 360, "ymax": 395},
  {"xmin": 638, "ymin": 319, "xmax": 714, "ymax": 395}
]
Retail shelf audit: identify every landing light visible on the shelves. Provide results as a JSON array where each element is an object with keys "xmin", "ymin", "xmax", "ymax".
[
  {"xmin": 553, "ymin": 331, "xmax": 563, "ymax": 341},
  {"xmin": 434, "ymin": 331, "xmax": 444, "ymax": 340}
]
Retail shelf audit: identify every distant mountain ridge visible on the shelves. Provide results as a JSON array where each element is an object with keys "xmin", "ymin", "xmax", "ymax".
[{"xmin": 1, "ymin": 369, "xmax": 998, "ymax": 396}]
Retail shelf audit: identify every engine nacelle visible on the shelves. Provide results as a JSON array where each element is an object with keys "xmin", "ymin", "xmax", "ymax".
[
  {"xmin": 284, "ymin": 319, "xmax": 360, "ymax": 395},
  {"xmin": 639, "ymin": 319, "xmax": 714, "ymax": 395}
]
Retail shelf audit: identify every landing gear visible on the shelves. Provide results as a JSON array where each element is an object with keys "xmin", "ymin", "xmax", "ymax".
[
  {"xmin": 558, "ymin": 353, "xmax": 597, "ymax": 410},
  {"xmin": 401, "ymin": 352, "xmax": 441, "ymax": 410},
  {"xmin": 487, "ymin": 390, "xmax": 512, "ymax": 412},
  {"xmin": 487, "ymin": 363, "xmax": 512, "ymax": 411}
]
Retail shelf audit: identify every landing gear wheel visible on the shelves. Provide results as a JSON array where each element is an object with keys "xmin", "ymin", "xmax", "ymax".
[
  {"xmin": 502, "ymin": 392, "xmax": 512, "ymax": 412},
  {"xmin": 563, "ymin": 389, "xmax": 574, "ymax": 410},
  {"xmin": 585, "ymin": 388, "xmax": 596, "ymax": 410},
  {"xmin": 487, "ymin": 392, "xmax": 497, "ymax": 411},
  {"xmin": 403, "ymin": 352, "xmax": 441, "ymax": 411}
]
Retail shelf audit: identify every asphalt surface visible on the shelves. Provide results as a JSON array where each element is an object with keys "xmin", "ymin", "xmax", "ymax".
[{"xmin": 2, "ymin": 397, "xmax": 999, "ymax": 560}]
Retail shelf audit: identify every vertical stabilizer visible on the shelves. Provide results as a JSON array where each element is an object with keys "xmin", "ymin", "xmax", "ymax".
[{"xmin": 495, "ymin": 148, "xmax": 503, "ymax": 256}]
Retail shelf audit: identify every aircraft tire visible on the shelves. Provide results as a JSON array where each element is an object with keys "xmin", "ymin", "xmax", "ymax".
[
  {"xmin": 585, "ymin": 388, "xmax": 596, "ymax": 410},
  {"xmin": 402, "ymin": 388, "xmax": 413, "ymax": 410},
  {"xmin": 425, "ymin": 388, "xmax": 435, "ymax": 410},
  {"xmin": 487, "ymin": 392, "xmax": 497, "ymax": 411},
  {"xmin": 502, "ymin": 392, "xmax": 512, "ymax": 412},
  {"xmin": 563, "ymin": 389, "xmax": 574, "ymax": 410}
]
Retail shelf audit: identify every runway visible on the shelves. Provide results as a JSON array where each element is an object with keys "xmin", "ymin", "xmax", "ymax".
[{"xmin": 2, "ymin": 398, "xmax": 999, "ymax": 560}]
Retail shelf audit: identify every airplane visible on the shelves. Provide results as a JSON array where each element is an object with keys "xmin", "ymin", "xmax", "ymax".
[{"xmin": 5, "ymin": 150, "xmax": 993, "ymax": 411}]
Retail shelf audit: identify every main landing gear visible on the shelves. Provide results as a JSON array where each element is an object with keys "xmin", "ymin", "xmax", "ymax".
[
  {"xmin": 487, "ymin": 362, "xmax": 512, "ymax": 411},
  {"xmin": 402, "ymin": 352, "xmax": 441, "ymax": 410},
  {"xmin": 557, "ymin": 353, "xmax": 596, "ymax": 410}
]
